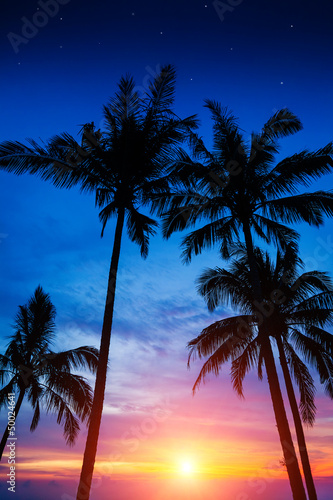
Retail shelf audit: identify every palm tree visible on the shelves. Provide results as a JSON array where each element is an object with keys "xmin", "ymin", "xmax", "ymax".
[
  {"xmin": 155, "ymin": 104, "xmax": 333, "ymax": 499},
  {"xmin": 0, "ymin": 286, "xmax": 99, "ymax": 460},
  {"xmin": 155, "ymin": 104, "xmax": 333, "ymax": 290},
  {"xmin": 189, "ymin": 247, "xmax": 333, "ymax": 500},
  {"xmin": 155, "ymin": 100, "xmax": 333, "ymax": 262},
  {"xmin": 0, "ymin": 65, "xmax": 198, "ymax": 499}
]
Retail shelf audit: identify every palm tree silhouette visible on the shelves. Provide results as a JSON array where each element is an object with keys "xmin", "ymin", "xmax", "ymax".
[
  {"xmin": 157, "ymin": 104, "xmax": 333, "ymax": 269},
  {"xmin": 0, "ymin": 65, "xmax": 197, "ymax": 499},
  {"xmin": 156, "ymin": 105, "xmax": 333, "ymax": 499},
  {"xmin": 0, "ymin": 286, "xmax": 99, "ymax": 460},
  {"xmin": 189, "ymin": 247, "xmax": 333, "ymax": 500}
]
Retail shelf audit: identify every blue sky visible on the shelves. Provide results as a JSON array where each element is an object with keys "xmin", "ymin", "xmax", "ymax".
[{"xmin": 1, "ymin": 1, "xmax": 333, "ymax": 499}]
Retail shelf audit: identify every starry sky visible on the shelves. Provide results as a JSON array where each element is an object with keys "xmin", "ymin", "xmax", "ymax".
[{"xmin": 0, "ymin": 1, "xmax": 333, "ymax": 499}]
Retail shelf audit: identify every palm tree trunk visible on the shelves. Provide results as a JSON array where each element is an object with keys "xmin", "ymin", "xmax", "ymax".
[
  {"xmin": 0, "ymin": 388, "xmax": 25, "ymax": 461},
  {"xmin": 76, "ymin": 207, "xmax": 125, "ymax": 500},
  {"xmin": 242, "ymin": 220, "xmax": 306, "ymax": 499},
  {"xmin": 277, "ymin": 335, "xmax": 317, "ymax": 500},
  {"xmin": 263, "ymin": 338, "xmax": 307, "ymax": 499}
]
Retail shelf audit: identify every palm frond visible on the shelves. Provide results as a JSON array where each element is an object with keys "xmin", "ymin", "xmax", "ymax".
[
  {"xmin": 0, "ymin": 354, "xmax": 15, "ymax": 372},
  {"xmin": 293, "ymin": 290, "xmax": 333, "ymax": 315},
  {"xmin": 105, "ymin": 74, "xmax": 140, "ymax": 123},
  {"xmin": 160, "ymin": 200, "xmax": 208, "ymax": 239},
  {"xmin": 283, "ymin": 341, "xmax": 316, "ymax": 426},
  {"xmin": 180, "ymin": 216, "xmax": 238, "ymax": 264},
  {"xmin": 126, "ymin": 208, "xmax": 158, "ymax": 258},
  {"xmin": 191, "ymin": 331, "xmax": 252, "ymax": 394},
  {"xmin": 290, "ymin": 329, "xmax": 333, "ymax": 397},
  {"xmin": 98, "ymin": 202, "xmax": 118, "ymax": 237},
  {"xmin": 259, "ymin": 108, "xmax": 303, "ymax": 142},
  {"xmin": 30, "ymin": 400, "xmax": 41, "ymax": 432},
  {"xmin": 203, "ymin": 101, "xmax": 248, "ymax": 162},
  {"xmin": 252, "ymin": 214, "xmax": 299, "ymax": 250},
  {"xmin": 43, "ymin": 384, "xmax": 81, "ymax": 445},
  {"xmin": 247, "ymin": 132, "xmax": 278, "ymax": 177},
  {"xmin": 45, "ymin": 346, "xmax": 99, "ymax": 374},
  {"xmin": 144, "ymin": 64, "xmax": 176, "ymax": 115},
  {"xmin": 231, "ymin": 338, "xmax": 260, "ymax": 398},
  {"xmin": 27, "ymin": 379, "xmax": 43, "ymax": 407},
  {"xmin": 262, "ymin": 192, "xmax": 333, "ymax": 227},
  {"xmin": 305, "ymin": 326, "xmax": 333, "ymax": 355},
  {"xmin": 188, "ymin": 315, "xmax": 254, "ymax": 364},
  {"xmin": 44, "ymin": 370, "xmax": 93, "ymax": 422},
  {"xmin": 0, "ymin": 138, "xmax": 82, "ymax": 189},
  {"xmin": 265, "ymin": 144, "xmax": 333, "ymax": 195},
  {"xmin": 197, "ymin": 266, "xmax": 253, "ymax": 312}
]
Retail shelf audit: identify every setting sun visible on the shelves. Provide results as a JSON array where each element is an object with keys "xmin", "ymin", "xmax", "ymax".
[{"xmin": 180, "ymin": 461, "xmax": 194, "ymax": 475}]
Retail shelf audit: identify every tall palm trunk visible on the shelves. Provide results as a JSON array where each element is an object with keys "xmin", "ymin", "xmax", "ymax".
[
  {"xmin": 262, "ymin": 337, "xmax": 307, "ymax": 499},
  {"xmin": 242, "ymin": 220, "xmax": 306, "ymax": 500},
  {"xmin": 0, "ymin": 387, "xmax": 25, "ymax": 461},
  {"xmin": 277, "ymin": 335, "xmax": 317, "ymax": 500},
  {"xmin": 76, "ymin": 207, "xmax": 125, "ymax": 500}
]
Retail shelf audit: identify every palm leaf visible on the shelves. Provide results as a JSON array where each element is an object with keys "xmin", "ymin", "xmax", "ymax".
[
  {"xmin": 126, "ymin": 208, "xmax": 158, "ymax": 258},
  {"xmin": 265, "ymin": 144, "xmax": 333, "ymax": 195},
  {"xmin": 105, "ymin": 74, "xmax": 140, "ymax": 122},
  {"xmin": 144, "ymin": 64, "xmax": 176, "ymax": 114},
  {"xmin": 262, "ymin": 192, "xmax": 333, "ymax": 227},
  {"xmin": 231, "ymin": 338, "xmax": 261, "ymax": 398},
  {"xmin": 283, "ymin": 341, "xmax": 316, "ymax": 426},
  {"xmin": 191, "ymin": 332, "xmax": 252, "ymax": 394},
  {"xmin": 180, "ymin": 216, "xmax": 238, "ymax": 264},
  {"xmin": 30, "ymin": 400, "xmax": 41, "ymax": 432},
  {"xmin": 45, "ymin": 347, "xmax": 99, "ymax": 374},
  {"xmin": 43, "ymin": 384, "xmax": 81, "ymax": 446},
  {"xmin": 252, "ymin": 214, "xmax": 299, "ymax": 249},
  {"xmin": 259, "ymin": 108, "xmax": 302, "ymax": 142}
]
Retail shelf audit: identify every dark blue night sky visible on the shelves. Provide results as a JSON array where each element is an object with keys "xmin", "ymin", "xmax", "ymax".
[{"xmin": 2, "ymin": 0, "xmax": 333, "ymax": 141}]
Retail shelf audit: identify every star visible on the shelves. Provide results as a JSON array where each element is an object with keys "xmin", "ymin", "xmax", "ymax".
[
  {"xmin": 280, "ymin": 81, "xmax": 284, "ymax": 85},
  {"xmin": 290, "ymin": 24, "xmax": 294, "ymax": 28},
  {"xmin": 60, "ymin": 45, "xmax": 63, "ymax": 49},
  {"xmin": 60, "ymin": 17, "xmax": 63, "ymax": 21},
  {"xmin": 132, "ymin": 12, "xmax": 135, "ymax": 16},
  {"xmin": 160, "ymin": 31, "xmax": 163, "ymax": 35},
  {"xmin": 230, "ymin": 47, "xmax": 233, "ymax": 50}
]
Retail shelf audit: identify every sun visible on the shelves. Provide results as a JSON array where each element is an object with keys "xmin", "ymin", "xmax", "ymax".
[{"xmin": 180, "ymin": 461, "xmax": 193, "ymax": 474}]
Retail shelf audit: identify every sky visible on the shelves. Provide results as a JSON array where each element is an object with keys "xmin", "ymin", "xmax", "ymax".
[{"xmin": 1, "ymin": 0, "xmax": 333, "ymax": 499}]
